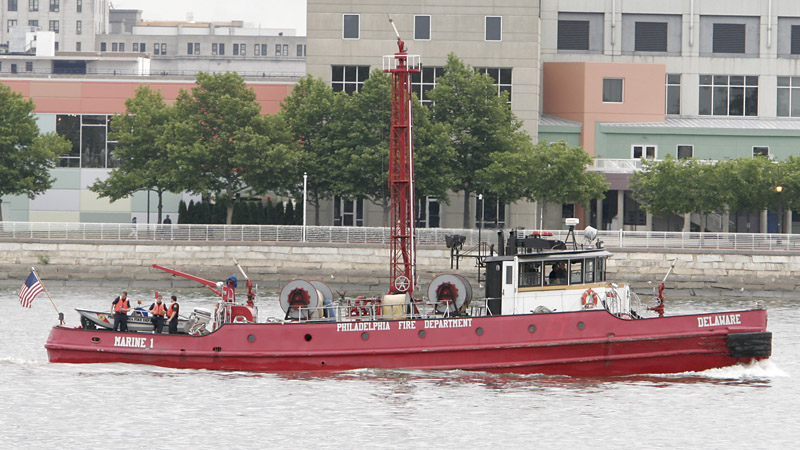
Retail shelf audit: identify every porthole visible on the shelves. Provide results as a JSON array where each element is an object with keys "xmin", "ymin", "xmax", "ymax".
[
  {"xmin": 247, "ymin": 334, "xmax": 256, "ymax": 343},
  {"xmin": 577, "ymin": 321, "xmax": 585, "ymax": 330},
  {"xmin": 528, "ymin": 325, "xmax": 536, "ymax": 333},
  {"xmin": 304, "ymin": 333, "xmax": 312, "ymax": 342},
  {"xmin": 90, "ymin": 337, "xmax": 100, "ymax": 343},
  {"xmin": 361, "ymin": 332, "xmax": 369, "ymax": 340},
  {"xmin": 418, "ymin": 330, "xmax": 426, "ymax": 338},
  {"xmin": 476, "ymin": 327, "xmax": 484, "ymax": 336}
]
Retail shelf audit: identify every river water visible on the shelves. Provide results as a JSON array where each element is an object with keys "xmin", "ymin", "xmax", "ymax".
[{"xmin": 0, "ymin": 287, "xmax": 796, "ymax": 449}]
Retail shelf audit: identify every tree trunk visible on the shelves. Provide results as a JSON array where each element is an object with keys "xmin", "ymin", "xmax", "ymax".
[
  {"xmin": 225, "ymin": 185, "xmax": 234, "ymax": 225},
  {"xmin": 462, "ymin": 188, "xmax": 471, "ymax": 229},
  {"xmin": 0, "ymin": 199, "xmax": 3, "ymax": 222},
  {"xmin": 157, "ymin": 190, "xmax": 164, "ymax": 224}
]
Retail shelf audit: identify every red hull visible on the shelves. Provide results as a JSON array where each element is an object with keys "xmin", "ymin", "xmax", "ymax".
[{"xmin": 45, "ymin": 309, "xmax": 770, "ymax": 376}]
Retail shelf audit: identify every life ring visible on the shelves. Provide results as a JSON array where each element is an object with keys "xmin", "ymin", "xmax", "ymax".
[{"xmin": 581, "ymin": 289, "xmax": 599, "ymax": 308}]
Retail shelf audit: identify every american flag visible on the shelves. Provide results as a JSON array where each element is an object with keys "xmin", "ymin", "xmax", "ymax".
[{"xmin": 18, "ymin": 272, "xmax": 44, "ymax": 308}]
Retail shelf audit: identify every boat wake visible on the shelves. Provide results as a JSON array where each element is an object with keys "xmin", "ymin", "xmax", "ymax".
[{"xmin": 693, "ymin": 359, "xmax": 787, "ymax": 379}]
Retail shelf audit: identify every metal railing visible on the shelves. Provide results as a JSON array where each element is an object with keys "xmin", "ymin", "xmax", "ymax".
[{"xmin": 1, "ymin": 221, "xmax": 799, "ymax": 251}]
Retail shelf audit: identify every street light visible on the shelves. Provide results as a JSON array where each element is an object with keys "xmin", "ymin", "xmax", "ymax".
[
  {"xmin": 477, "ymin": 194, "xmax": 483, "ymax": 261},
  {"xmin": 776, "ymin": 185, "xmax": 783, "ymax": 234}
]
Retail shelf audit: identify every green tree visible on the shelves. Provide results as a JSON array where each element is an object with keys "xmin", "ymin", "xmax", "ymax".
[
  {"xmin": 716, "ymin": 156, "xmax": 778, "ymax": 232},
  {"xmin": 329, "ymin": 69, "xmax": 455, "ymax": 225},
  {"xmin": 0, "ymin": 85, "xmax": 69, "ymax": 221},
  {"xmin": 89, "ymin": 85, "xmax": 177, "ymax": 223},
  {"xmin": 479, "ymin": 141, "xmax": 608, "ymax": 219},
  {"xmin": 281, "ymin": 75, "xmax": 341, "ymax": 225},
  {"xmin": 430, "ymin": 53, "xmax": 531, "ymax": 228},
  {"xmin": 169, "ymin": 72, "xmax": 297, "ymax": 224}
]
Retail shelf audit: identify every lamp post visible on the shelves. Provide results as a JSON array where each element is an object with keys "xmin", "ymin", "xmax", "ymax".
[
  {"xmin": 302, "ymin": 172, "xmax": 307, "ymax": 242},
  {"xmin": 776, "ymin": 185, "xmax": 783, "ymax": 234}
]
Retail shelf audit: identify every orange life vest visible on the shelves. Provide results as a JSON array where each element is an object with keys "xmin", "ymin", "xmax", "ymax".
[
  {"xmin": 114, "ymin": 298, "xmax": 130, "ymax": 313},
  {"xmin": 151, "ymin": 302, "xmax": 166, "ymax": 316}
]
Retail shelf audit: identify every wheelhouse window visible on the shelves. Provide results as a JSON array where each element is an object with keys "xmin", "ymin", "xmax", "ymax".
[
  {"xmin": 569, "ymin": 259, "xmax": 584, "ymax": 284},
  {"xmin": 519, "ymin": 261, "xmax": 544, "ymax": 288}
]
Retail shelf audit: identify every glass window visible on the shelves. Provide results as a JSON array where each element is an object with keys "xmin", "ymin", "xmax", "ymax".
[
  {"xmin": 7, "ymin": 19, "xmax": 16, "ymax": 33},
  {"xmin": 776, "ymin": 76, "xmax": 800, "ymax": 117},
  {"xmin": 699, "ymin": 74, "xmax": 758, "ymax": 116},
  {"xmin": 343, "ymin": 14, "xmax": 359, "ymax": 39},
  {"xmin": 8, "ymin": 0, "xmax": 17, "ymax": 11},
  {"xmin": 233, "ymin": 43, "xmax": 239, "ymax": 56},
  {"xmin": 49, "ymin": 0, "xmax": 58, "ymax": 12},
  {"xmin": 139, "ymin": 43, "xmax": 145, "ymax": 52},
  {"xmin": 76, "ymin": 0, "xmax": 81, "ymax": 13},
  {"xmin": 254, "ymin": 44, "xmax": 261, "ymax": 56},
  {"xmin": 477, "ymin": 67, "xmax": 512, "ymax": 104},
  {"xmin": 585, "ymin": 259, "xmax": 595, "ymax": 283},
  {"xmin": 677, "ymin": 145, "xmax": 694, "ymax": 159},
  {"xmin": 194, "ymin": 43, "xmax": 199, "ymax": 55},
  {"xmin": 56, "ymin": 115, "xmax": 80, "ymax": 167},
  {"xmin": 282, "ymin": 44, "xmax": 288, "ymax": 56},
  {"xmin": 411, "ymin": 66, "xmax": 444, "ymax": 107},
  {"xmin": 29, "ymin": 0, "xmax": 37, "ymax": 11},
  {"xmin": 261, "ymin": 44, "xmax": 267, "ymax": 56},
  {"xmin": 240, "ymin": 43, "xmax": 245, "ymax": 56},
  {"xmin": 569, "ymin": 259, "xmax": 583, "ymax": 284},
  {"xmin": 76, "ymin": 20, "xmax": 81, "ymax": 35},
  {"xmin": 485, "ymin": 16, "xmax": 502, "ymax": 41},
  {"xmin": 666, "ymin": 74, "xmax": 681, "ymax": 114},
  {"xmin": 111, "ymin": 42, "xmax": 118, "ymax": 52},
  {"xmin": 333, "ymin": 196, "xmax": 363, "ymax": 226},
  {"xmin": 154, "ymin": 43, "xmax": 160, "ymax": 55},
  {"xmin": 26, "ymin": 61, "xmax": 33, "ymax": 72},
  {"xmin": 75, "ymin": 41, "xmax": 80, "ymax": 51},
  {"xmin": 632, "ymin": 145, "xmax": 657, "ymax": 160},
  {"xmin": 519, "ymin": 262, "xmax": 543, "ymax": 288},
  {"xmin": 187, "ymin": 42, "xmax": 193, "ymax": 55},
  {"xmin": 212, "ymin": 43, "xmax": 217, "ymax": 55},
  {"xmin": 415, "ymin": 15, "xmax": 431, "ymax": 40},
  {"xmin": 603, "ymin": 78, "xmax": 623, "ymax": 102},
  {"xmin": 119, "ymin": 42, "xmax": 124, "ymax": 52},
  {"xmin": 547, "ymin": 261, "xmax": 568, "ymax": 286},
  {"xmin": 81, "ymin": 125, "xmax": 106, "ymax": 168},
  {"xmin": 49, "ymin": 20, "xmax": 59, "ymax": 33},
  {"xmin": 297, "ymin": 44, "xmax": 303, "ymax": 56},
  {"xmin": 160, "ymin": 43, "xmax": 167, "ymax": 55},
  {"xmin": 28, "ymin": 20, "xmax": 38, "ymax": 27},
  {"xmin": 753, "ymin": 146, "xmax": 769, "ymax": 157},
  {"xmin": 100, "ymin": 42, "xmax": 106, "ymax": 52},
  {"xmin": 331, "ymin": 65, "xmax": 370, "ymax": 93},
  {"xmin": 792, "ymin": 26, "xmax": 800, "ymax": 55}
]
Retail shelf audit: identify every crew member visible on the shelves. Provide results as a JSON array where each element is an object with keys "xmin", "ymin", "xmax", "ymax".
[
  {"xmin": 149, "ymin": 294, "xmax": 167, "ymax": 334},
  {"xmin": 166, "ymin": 295, "xmax": 180, "ymax": 335},
  {"xmin": 111, "ymin": 291, "xmax": 130, "ymax": 332},
  {"xmin": 548, "ymin": 262, "xmax": 568, "ymax": 285}
]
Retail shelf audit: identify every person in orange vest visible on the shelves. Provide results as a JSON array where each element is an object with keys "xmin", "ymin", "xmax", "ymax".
[
  {"xmin": 111, "ymin": 291, "xmax": 130, "ymax": 332},
  {"xmin": 166, "ymin": 295, "xmax": 180, "ymax": 335},
  {"xmin": 149, "ymin": 294, "xmax": 167, "ymax": 334}
]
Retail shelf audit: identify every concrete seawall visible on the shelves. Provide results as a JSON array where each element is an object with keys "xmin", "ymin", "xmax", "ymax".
[{"xmin": 1, "ymin": 241, "xmax": 798, "ymax": 297}]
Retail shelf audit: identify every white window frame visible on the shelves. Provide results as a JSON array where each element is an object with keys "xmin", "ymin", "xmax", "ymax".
[
  {"xmin": 753, "ymin": 146, "xmax": 770, "ymax": 158},
  {"xmin": 676, "ymin": 144, "xmax": 694, "ymax": 159},
  {"xmin": 343, "ymin": 14, "xmax": 360, "ymax": 40},
  {"xmin": 414, "ymin": 15, "xmax": 431, "ymax": 41},
  {"xmin": 603, "ymin": 78, "xmax": 624, "ymax": 103},
  {"xmin": 485, "ymin": 16, "xmax": 502, "ymax": 42},
  {"xmin": 632, "ymin": 144, "xmax": 657, "ymax": 160}
]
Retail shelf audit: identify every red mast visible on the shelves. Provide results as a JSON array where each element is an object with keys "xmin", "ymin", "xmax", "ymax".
[{"xmin": 384, "ymin": 22, "xmax": 420, "ymax": 295}]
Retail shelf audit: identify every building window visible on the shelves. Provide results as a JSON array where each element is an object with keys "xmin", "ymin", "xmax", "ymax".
[
  {"xmin": 276, "ymin": 44, "xmax": 282, "ymax": 55},
  {"xmin": 240, "ymin": 43, "xmax": 245, "ymax": 56},
  {"xmin": 75, "ymin": 41, "xmax": 80, "ymax": 51},
  {"xmin": 154, "ymin": 43, "xmax": 160, "ymax": 55},
  {"xmin": 477, "ymin": 67, "xmax": 512, "ymax": 104},
  {"xmin": 415, "ymin": 15, "xmax": 431, "ymax": 40},
  {"xmin": 233, "ymin": 43, "xmax": 239, "ymax": 56},
  {"xmin": 634, "ymin": 22, "xmax": 668, "ymax": 52},
  {"xmin": 343, "ymin": 14, "xmax": 359, "ymax": 39},
  {"xmin": 476, "ymin": 196, "xmax": 505, "ymax": 228},
  {"xmin": 76, "ymin": 0, "xmax": 81, "ymax": 13},
  {"xmin": 54, "ymin": 41, "xmax": 58, "ymax": 51},
  {"xmin": 139, "ymin": 43, "xmax": 145, "ymax": 52},
  {"xmin": 49, "ymin": 0, "xmax": 58, "ymax": 12},
  {"xmin": 297, "ymin": 44, "xmax": 303, "ymax": 56},
  {"xmin": 603, "ymin": 78, "xmax": 624, "ymax": 103},
  {"xmin": 713, "ymin": 23, "xmax": 745, "ymax": 54},
  {"xmin": 111, "ymin": 42, "xmax": 118, "ymax": 52},
  {"xmin": 633, "ymin": 145, "xmax": 657, "ymax": 160},
  {"xmin": 261, "ymin": 44, "xmax": 267, "ymax": 56},
  {"xmin": 55, "ymin": 114, "xmax": 117, "ymax": 169},
  {"xmin": 100, "ymin": 42, "xmax": 106, "ymax": 51},
  {"xmin": 411, "ymin": 66, "xmax": 443, "ymax": 107},
  {"xmin": 677, "ymin": 145, "xmax": 694, "ymax": 159},
  {"xmin": 753, "ymin": 146, "xmax": 769, "ymax": 157},
  {"xmin": 334, "ymin": 196, "xmax": 364, "ymax": 226},
  {"xmin": 792, "ymin": 25, "xmax": 800, "ymax": 55},
  {"xmin": 49, "ymin": 20, "xmax": 59, "ymax": 33},
  {"xmin": 211, "ymin": 43, "xmax": 217, "ymax": 55},
  {"xmin": 331, "ymin": 65, "xmax": 370, "ymax": 94},
  {"xmin": 133, "ymin": 42, "xmax": 139, "ymax": 52},
  {"xmin": 282, "ymin": 44, "xmax": 288, "ymax": 56},
  {"xmin": 218, "ymin": 43, "xmax": 224, "ymax": 55},
  {"xmin": 76, "ymin": 20, "xmax": 81, "ymax": 35},
  {"xmin": 28, "ymin": 20, "xmax": 38, "ymax": 27},
  {"xmin": 699, "ymin": 74, "xmax": 758, "ymax": 116},
  {"xmin": 28, "ymin": 0, "xmax": 37, "ymax": 11},
  {"xmin": 558, "ymin": 20, "xmax": 590, "ymax": 50},
  {"xmin": 119, "ymin": 42, "xmax": 124, "ymax": 52},
  {"xmin": 7, "ymin": 19, "xmax": 16, "ymax": 33},
  {"xmin": 188, "ymin": 42, "xmax": 197, "ymax": 55},
  {"xmin": 666, "ymin": 74, "xmax": 681, "ymax": 114},
  {"xmin": 417, "ymin": 197, "xmax": 440, "ymax": 228},
  {"xmin": 8, "ymin": 0, "xmax": 17, "ymax": 11},
  {"xmin": 26, "ymin": 61, "xmax": 33, "ymax": 72},
  {"xmin": 777, "ymin": 76, "xmax": 800, "ymax": 117},
  {"xmin": 485, "ymin": 16, "xmax": 502, "ymax": 41},
  {"xmin": 160, "ymin": 43, "xmax": 167, "ymax": 55},
  {"xmin": 255, "ymin": 44, "xmax": 261, "ymax": 56}
]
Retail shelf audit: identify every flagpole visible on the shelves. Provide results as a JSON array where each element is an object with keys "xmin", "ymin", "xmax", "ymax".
[{"xmin": 31, "ymin": 266, "xmax": 63, "ymax": 324}]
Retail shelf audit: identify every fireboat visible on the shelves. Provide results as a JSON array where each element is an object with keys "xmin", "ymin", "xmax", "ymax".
[{"xmin": 45, "ymin": 30, "xmax": 771, "ymax": 376}]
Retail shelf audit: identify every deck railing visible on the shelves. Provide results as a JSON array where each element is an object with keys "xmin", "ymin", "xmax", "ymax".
[{"xmin": 1, "ymin": 221, "xmax": 799, "ymax": 251}]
